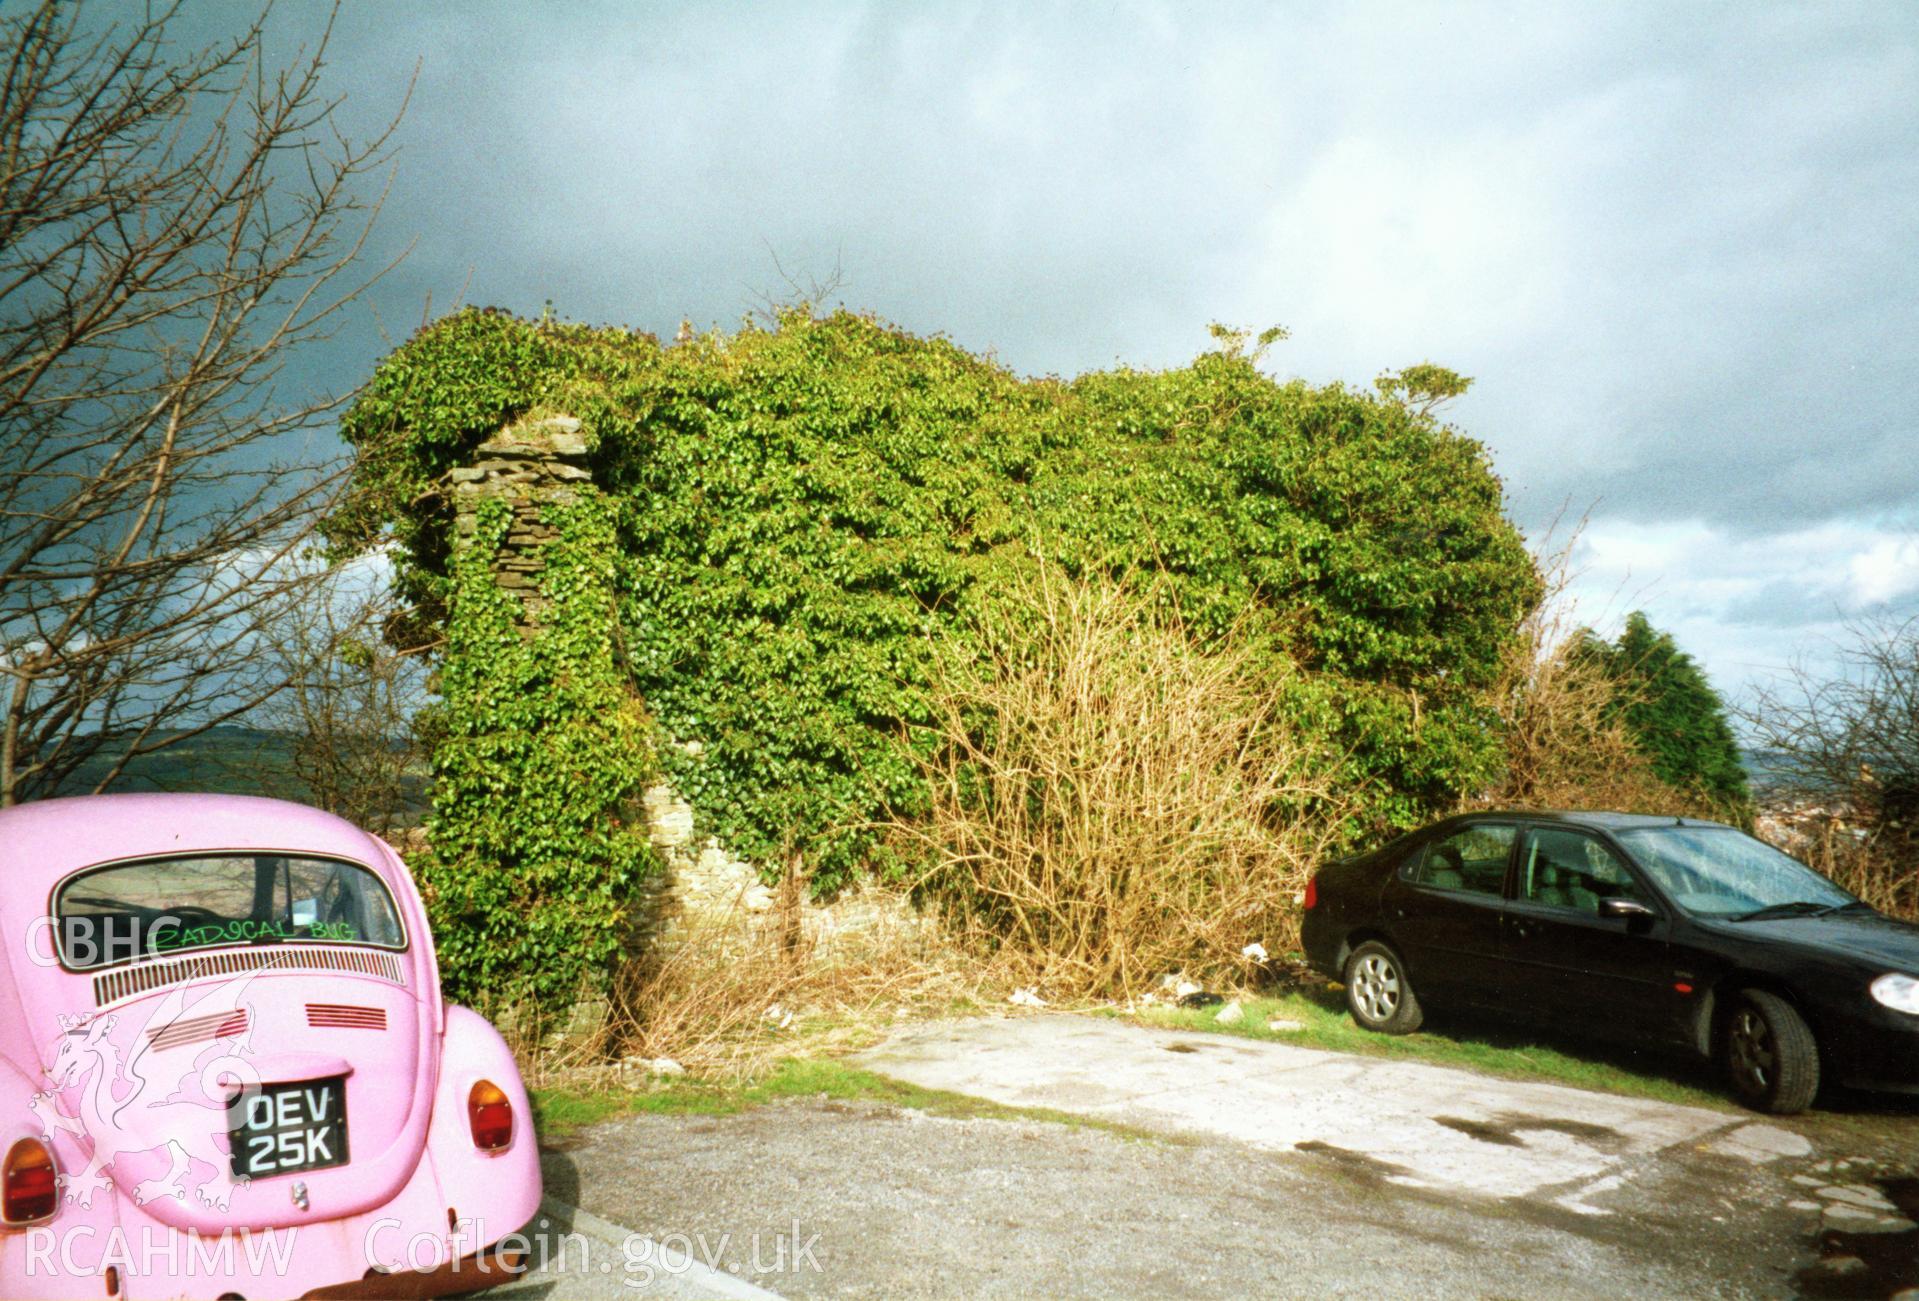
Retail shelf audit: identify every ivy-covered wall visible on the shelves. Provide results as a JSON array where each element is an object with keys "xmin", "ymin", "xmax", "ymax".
[
  {"xmin": 420, "ymin": 417, "xmax": 655, "ymax": 1009},
  {"xmin": 330, "ymin": 307, "xmax": 1540, "ymax": 1005}
]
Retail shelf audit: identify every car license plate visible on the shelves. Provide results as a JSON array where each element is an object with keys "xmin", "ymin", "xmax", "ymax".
[{"xmin": 227, "ymin": 1076, "xmax": 349, "ymax": 1180}]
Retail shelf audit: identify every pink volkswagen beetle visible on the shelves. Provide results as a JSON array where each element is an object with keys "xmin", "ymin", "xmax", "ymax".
[{"xmin": 0, "ymin": 794, "xmax": 542, "ymax": 1298}]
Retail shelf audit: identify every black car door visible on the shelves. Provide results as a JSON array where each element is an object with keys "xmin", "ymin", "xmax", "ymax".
[
  {"xmin": 1379, "ymin": 821, "xmax": 1517, "ymax": 1008},
  {"xmin": 1499, "ymin": 824, "xmax": 1683, "ymax": 1041}
]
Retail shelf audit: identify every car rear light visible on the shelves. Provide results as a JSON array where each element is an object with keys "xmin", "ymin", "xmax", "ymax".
[
  {"xmin": 1302, "ymin": 875, "xmax": 1319, "ymax": 911},
  {"xmin": 3, "ymin": 1137, "xmax": 57, "ymax": 1223},
  {"xmin": 468, "ymin": 1080, "xmax": 513, "ymax": 1151}
]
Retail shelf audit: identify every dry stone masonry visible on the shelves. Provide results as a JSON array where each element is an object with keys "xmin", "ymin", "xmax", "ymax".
[{"xmin": 448, "ymin": 414, "xmax": 593, "ymax": 635}]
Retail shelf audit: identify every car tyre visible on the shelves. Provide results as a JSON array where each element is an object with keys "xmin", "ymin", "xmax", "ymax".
[
  {"xmin": 1344, "ymin": 941, "xmax": 1423, "ymax": 1035},
  {"xmin": 1721, "ymin": 989, "xmax": 1819, "ymax": 1115}
]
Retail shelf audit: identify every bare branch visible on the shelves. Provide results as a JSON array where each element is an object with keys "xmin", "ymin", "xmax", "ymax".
[{"xmin": 0, "ymin": 1, "xmax": 408, "ymax": 806}]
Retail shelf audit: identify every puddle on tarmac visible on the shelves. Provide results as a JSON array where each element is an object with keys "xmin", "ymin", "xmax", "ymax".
[
  {"xmin": 1293, "ymin": 1140, "xmax": 1421, "ymax": 1185},
  {"xmin": 1432, "ymin": 1112, "xmax": 1627, "ymax": 1152},
  {"xmin": 1435, "ymin": 1116, "xmax": 1527, "ymax": 1148}
]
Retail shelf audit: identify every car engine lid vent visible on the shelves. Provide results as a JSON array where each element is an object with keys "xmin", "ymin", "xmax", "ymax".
[
  {"xmin": 92, "ymin": 945, "xmax": 406, "ymax": 1008},
  {"xmin": 147, "ymin": 1008, "xmax": 248, "ymax": 1051},
  {"xmin": 306, "ymin": 1003, "xmax": 387, "ymax": 1031}
]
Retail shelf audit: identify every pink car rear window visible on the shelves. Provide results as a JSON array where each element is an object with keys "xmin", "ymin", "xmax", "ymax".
[{"xmin": 53, "ymin": 854, "xmax": 406, "ymax": 970}]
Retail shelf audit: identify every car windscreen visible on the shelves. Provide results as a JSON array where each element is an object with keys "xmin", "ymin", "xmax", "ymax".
[
  {"xmin": 53, "ymin": 854, "xmax": 406, "ymax": 970},
  {"xmin": 1615, "ymin": 826, "xmax": 1855, "ymax": 919}
]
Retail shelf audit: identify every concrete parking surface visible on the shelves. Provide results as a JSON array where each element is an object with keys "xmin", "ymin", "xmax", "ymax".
[
  {"xmin": 522, "ymin": 1014, "xmax": 1918, "ymax": 1299},
  {"xmin": 864, "ymin": 1015, "xmax": 1792, "ymax": 1211}
]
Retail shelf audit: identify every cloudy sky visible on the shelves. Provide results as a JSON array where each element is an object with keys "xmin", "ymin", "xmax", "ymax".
[{"xmin": 245, "ymin": 2, "xmax": 1916, "ymax": 703}]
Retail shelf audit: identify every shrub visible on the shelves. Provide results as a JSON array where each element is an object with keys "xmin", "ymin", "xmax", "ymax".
[
  {"xmin": 1747, "ymin": 614, "xmax": 1919, "ymax": 918},
  {"xmin": 1575, "ymin": 612, "xmax": 1750, "ymax": 811},
  {"xmin": 1788, "ymin": 824, "xmax": 1918, "ymax": 920},
  {"xmin": 1476, "ymin": 538, "xmax": 1724, "ymax": 819},
  {"xmin": 894, "ymin": 565, "xmax": 1352, "ymax": 999}
]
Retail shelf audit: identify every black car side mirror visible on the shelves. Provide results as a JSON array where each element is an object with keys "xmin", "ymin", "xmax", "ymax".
[{"xmin": 1598, "ymin": 897, "xmax": 1656, "ymax": 921}]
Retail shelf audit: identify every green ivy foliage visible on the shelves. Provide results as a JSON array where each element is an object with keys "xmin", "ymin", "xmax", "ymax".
[
  {"xmin": 421, "ymin": 492, "xmax": 657, "ymax": 1010},
  {"xmin": 328, "ymin": 308, "xmax": 659, "ymax": 649},
  {"xmin": 334, "ymin": 306, "xmax": 1539, "ymax": 991}
]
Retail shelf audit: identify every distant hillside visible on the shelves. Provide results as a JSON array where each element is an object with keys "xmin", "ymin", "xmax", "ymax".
[
  {"xmin": 47, "ymin": 726, "xmax": 428, "ymax": 820},
  {"xmin": 49, "ymin": 725, "xmax": 298, "ymax": 797}
]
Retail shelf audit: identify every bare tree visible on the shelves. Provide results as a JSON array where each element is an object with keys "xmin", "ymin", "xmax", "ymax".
[
  {"xmin": 1745, "ymin": 614, "xmax": 1919, "ymax": 830},
  {"xmin": 252, "ymin": 559, "xmax": 427, "ymax": 837},
  {"xmin": 1473, "ymin": 519, "xmax": 1724, "ymax": 819},
  {"xmin": 0, "ymin": 2, "xmax": 405, "ymax": 805},
  {"xmin": 1741, "ymin": 614, "xmax": 1919, "ymax": 918}
]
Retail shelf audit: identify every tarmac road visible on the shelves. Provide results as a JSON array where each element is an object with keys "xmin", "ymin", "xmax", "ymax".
[{"xmin": 517, "ymin": 1014, "xmax": 1918, "ymax": 1299}]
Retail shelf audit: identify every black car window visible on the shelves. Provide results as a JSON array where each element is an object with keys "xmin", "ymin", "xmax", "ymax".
[
  {"xmin": 1617, "ymin": 826, "xmax": 1853, "ymax": 918},
  {"xmin": 1408, "ymin": 824, "xmax": 1513, "ymax": 896},
  {"xmin": 1519, "ymin": 828, "xmax": 1647, "ymax": 915}
]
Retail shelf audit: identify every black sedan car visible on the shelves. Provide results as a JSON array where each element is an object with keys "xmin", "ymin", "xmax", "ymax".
[{"xmin": 1301, "ymin": 811, "xmax": 1919, "ymax": 1113}]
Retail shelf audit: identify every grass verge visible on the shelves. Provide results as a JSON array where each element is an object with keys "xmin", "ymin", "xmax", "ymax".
[
  {"xmin": 532, "ymin": 1055, "xmax": 1164, "ymax": 1145},
  {"xmin": 1115, "ymin": 987, "xmax": 1733, "ymax": 1110}
]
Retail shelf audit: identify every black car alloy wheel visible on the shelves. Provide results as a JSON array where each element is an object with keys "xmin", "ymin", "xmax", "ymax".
[
  {"xmin": 1721, "ymin": 989, "xmax": 1819, "ymax": 1114},
  {"xmin": 1727, "ymin": 1008, "xmax": 1774, "ymax": 1090},
  {"xmin": 1344, "ymin": 941, "xmax": 1423, "ymax": 1035}
]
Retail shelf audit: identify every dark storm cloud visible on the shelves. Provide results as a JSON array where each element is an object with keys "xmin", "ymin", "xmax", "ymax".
[{"xmin": 202, "ymin": 1, "xmax": 1917, "ymax": 692}]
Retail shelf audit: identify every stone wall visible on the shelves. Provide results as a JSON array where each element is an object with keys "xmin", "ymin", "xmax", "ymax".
[
  {"xmin": 639, "ymin": 770, "xmax": 925, "ymax": 955},
  {"xmin": 447, "ymin": 412, "xmax": 923, "ymax": 961},
  {"xmin": 448, "ymin": 414, "xmax": 593, "ymax": 635}
]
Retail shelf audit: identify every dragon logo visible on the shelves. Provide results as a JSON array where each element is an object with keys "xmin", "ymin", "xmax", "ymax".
[{"xmin": 30, "ymin": 976, "xmax": 263, "ymax": 1212}]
